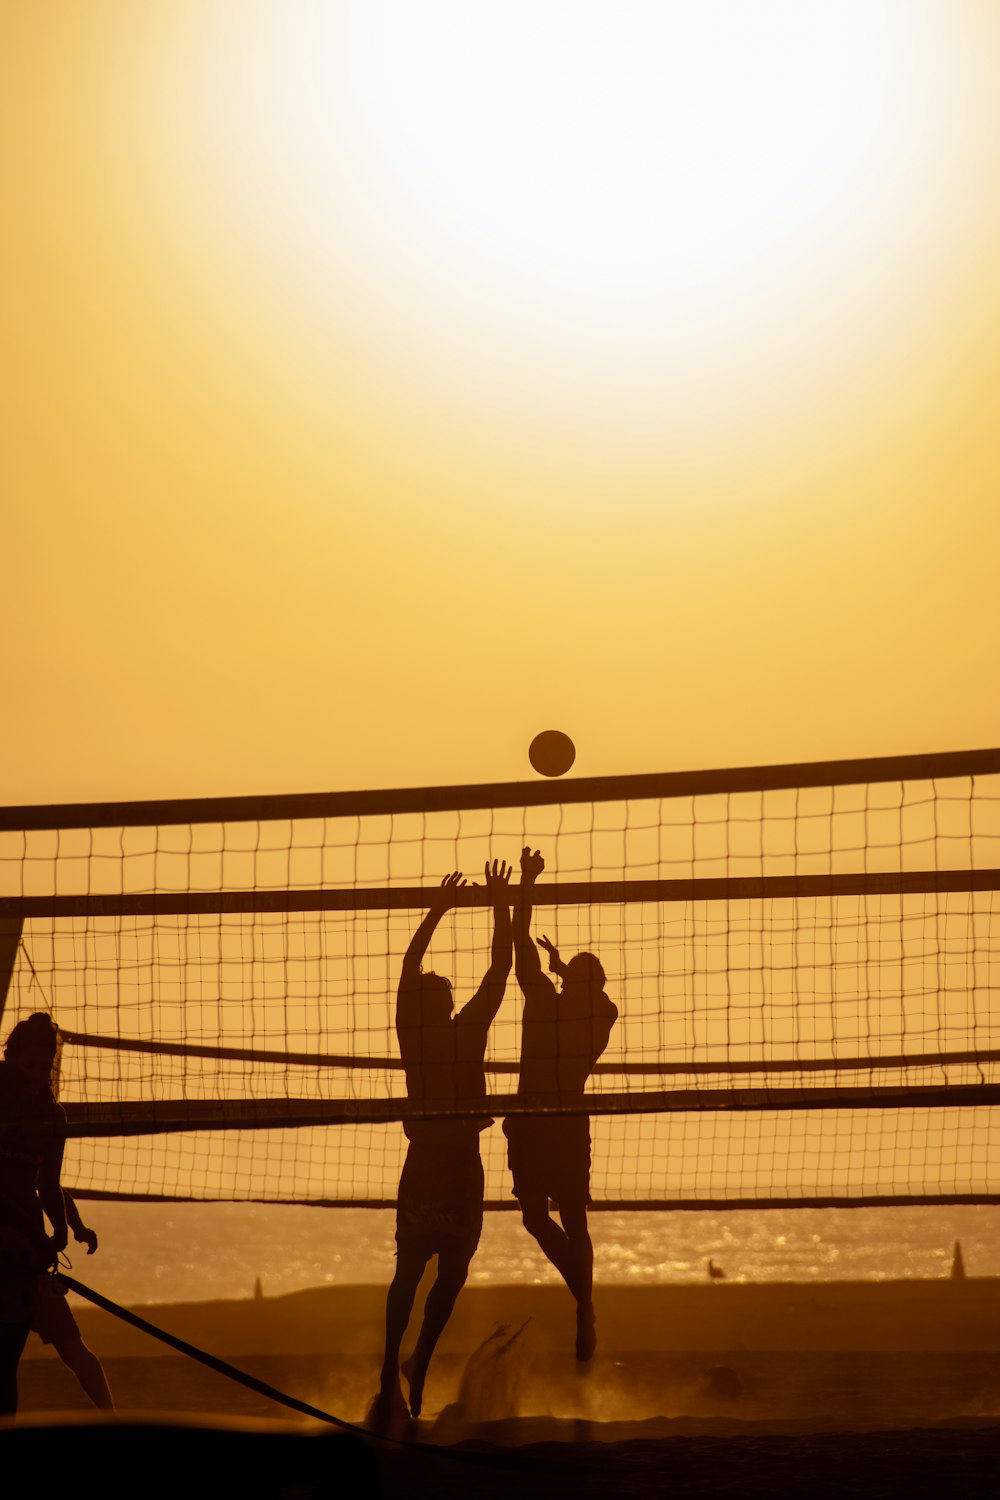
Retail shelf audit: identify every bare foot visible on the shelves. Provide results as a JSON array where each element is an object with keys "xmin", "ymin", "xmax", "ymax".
[
  {"xmin": 575, "ymin": 1300, "xmax": 596, "ymax": 1363},
  {"xmin": 401, "ymin": 1355, "xmax": 425, "ymax": 1418}
]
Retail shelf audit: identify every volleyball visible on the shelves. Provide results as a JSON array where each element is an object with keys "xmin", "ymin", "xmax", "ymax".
[{"xmin": 528, "ymin": 730, "xmax": 576, "ymax": 778}]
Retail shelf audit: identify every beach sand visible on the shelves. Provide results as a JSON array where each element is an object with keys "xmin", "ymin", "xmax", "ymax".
[{"xmin": 14, "ymin": 1281, "xmax": 1000, "ymax": 1497}]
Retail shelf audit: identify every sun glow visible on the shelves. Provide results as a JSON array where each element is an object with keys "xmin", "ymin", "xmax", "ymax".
[
  {"xmin": 147, "ymin": 2, "xmax": 976, "ymax": 426},
  {"xmin": 350, "ymin": 5, "xmax": 903, "ymax": 310}
]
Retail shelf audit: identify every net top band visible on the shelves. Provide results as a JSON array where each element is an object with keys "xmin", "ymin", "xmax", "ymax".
[{"xmin": 3, "ymin": 746, "xmax": 999, "ymax": 831}]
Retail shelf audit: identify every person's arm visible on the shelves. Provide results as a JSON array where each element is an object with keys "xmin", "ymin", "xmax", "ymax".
[
  {"xmin": 397, "ymin": 871, "xmax": 466, "ymax": 1015},
  {"xmin": 537, "ymin": 933, "xmax": 569, "ymax": 980},
  {"xmin": 513, "ymin": 846, "xmax": 546, "ymax": 991},
  {"xmin": 37, "ymin": 1117, "xmax": 67, "ymax": 1262},
  {"xmin": 64, "ymin": 1189, "xmax": 98, "ymax": 1254},
  {"xmin": 458, "ymin": 859, "xmax": 513, "ymax": 1026}
]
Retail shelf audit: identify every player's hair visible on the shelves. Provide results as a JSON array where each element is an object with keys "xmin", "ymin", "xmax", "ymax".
[
  {"xmin": 417, "ymin": 971, "xmax": 454, "ymax": 1018},
  {"xmin": 564, "ymin": 952, "xmax": 606, "ymax": 990},
  {"xmin": 5, "ymin": 1011, "xmax": 59, "ymax": 1063}
]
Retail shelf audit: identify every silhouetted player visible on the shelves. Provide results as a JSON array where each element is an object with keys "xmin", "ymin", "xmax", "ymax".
[
  {"xmin": 505, "ymin": 847, "xmax": 617, "ymax": 1361},
  {"xmin": 0, "ymin": 1013, "xmax": 67, "ymax": 1416},
  {"xmin": 376, "ymin": 859, "xmax": 512, "ymax": 1421}
]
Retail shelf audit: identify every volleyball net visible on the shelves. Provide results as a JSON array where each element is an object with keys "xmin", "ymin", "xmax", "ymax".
[{"xmin": 1, "ymin": 746, "xmax": 999, "ymax": 1208}]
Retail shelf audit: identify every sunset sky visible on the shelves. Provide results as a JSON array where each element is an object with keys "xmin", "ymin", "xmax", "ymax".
[{"xmin": 4, "ymin": 1, "xmax": 999, "ymax": 807}]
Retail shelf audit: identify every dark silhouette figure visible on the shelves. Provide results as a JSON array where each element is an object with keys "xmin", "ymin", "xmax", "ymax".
[
  {"xmin": 30, "ymin": 1191, "xmax": 113, "ymax": 1408},
  {"xmin": 707, "ymin": 1258, "xmax": 726, "ymax": 1281},
  {"xmin": 0, "ymin": 1013, "xmax": 67, "ymax": 1415},
  {"xmin": 375, "ymin": 860, "xmax": 512, "ymax": 1422},
  {"xmin": 504, "ymin": 847, "xmax": 617, "ymax": 1362}
]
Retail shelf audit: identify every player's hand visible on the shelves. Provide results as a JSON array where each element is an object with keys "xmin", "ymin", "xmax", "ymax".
[
  {"xmin": 520, "ymin": 847, "xmax": 544, "ymax": 882},
  {"xmin": 75, "ymin": 1225, "xmax": 99, "ymax": 1255},
  {"xmin": 537, "ymin": 934, "xmax": 561, "ymax": 970},
  {"xmin": 431, "ymin": 871, "xmax": 467, "ymax": 909},
  {"xmin": 482, "ymin": 858, "xmax": 512, "ymax": 897}
]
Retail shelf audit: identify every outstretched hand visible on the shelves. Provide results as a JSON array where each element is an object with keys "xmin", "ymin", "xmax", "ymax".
[
  {"xmin": 537, "ymin": 933, "xmax": 563, "ymax": 974},
  {"xmin": 431, "ymin": 871, "xmax": 467, "ymax": 909},
  {"xmin": 520, "ymin": 846, "xmax": 545, "ymax": 883},
  {"xmin": 482, "ymin": 858, "xmax": 512, "ymax": 897}
]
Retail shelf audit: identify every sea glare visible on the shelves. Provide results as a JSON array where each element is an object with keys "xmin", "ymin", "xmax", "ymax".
[{"xmin": 61, "ymin": 1203, "xmax": 1000, "ymax": 1308}]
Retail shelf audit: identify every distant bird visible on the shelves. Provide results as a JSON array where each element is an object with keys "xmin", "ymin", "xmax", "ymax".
[{"xmin": 707, "ymin": 1258, "xmax": 726, "ymax": 1281}]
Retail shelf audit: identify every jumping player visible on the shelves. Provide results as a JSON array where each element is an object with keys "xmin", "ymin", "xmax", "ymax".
[
  {"xmin": 374, "ymin": 858, "xmax": 512, "ymax": 1422},
  {"xmin": 505, "ymin": 847, "xmax": 617, "ymax": 1362}
]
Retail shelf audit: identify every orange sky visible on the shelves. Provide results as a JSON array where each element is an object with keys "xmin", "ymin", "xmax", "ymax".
[{"xmin": 3, "ymin": 2, "xmax": 999, "ymax": 806}]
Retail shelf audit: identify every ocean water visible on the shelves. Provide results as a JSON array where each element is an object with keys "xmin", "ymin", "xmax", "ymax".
[{"xmin": 59, "ymin": 1201, "xmax": 1000, "ymax": 1308}]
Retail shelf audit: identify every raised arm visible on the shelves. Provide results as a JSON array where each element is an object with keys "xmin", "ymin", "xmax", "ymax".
[
  {"xmin": 513, "ymin": 846, "xmax": 546, "ymax": 990},
  {"xmin": 460, "ymin": 859, "xmax": 513, "ymax": 1025},
  {"xmin": 398, "ymin": 872, "xmax": 466, "ymax": 1003}
]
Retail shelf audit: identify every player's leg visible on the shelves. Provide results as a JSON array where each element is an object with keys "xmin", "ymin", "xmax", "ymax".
[
  {"xmin": 403, "ymin": 1242, "xmax": 474, "ymax": 1418},
  {"xmin": 558, "ymin": 1198, "xmax": 596, "ymax": 1362},
  {"xmin": 508, "ymin": 1121, "xmax": 579, "ymax": 1294},
  {"xmin": 379, "ymin": 1243, "xmax": 430, "ymax": 1395},
  {"xmin": 517, "ymin": 1189, "xmax": 582, "ymax": 1295},
  {"xmin": 39, "ymin": 1282, "xmax": 115, "ymax": 1409},
  {"xmin": 368, "ymin": 1242, "xmax": 430, "ymax": 1431},
  {"xmin": 557, "ymin": 1198, "xmax": 594, "ymax": 1305},
  {"xmin": 51, "ymin": 1324, "xmax": 114, "ymax": 1409},
  {"xmin": 0, "ymin": 1319, "xmax": 31, "ymax": 1416}
]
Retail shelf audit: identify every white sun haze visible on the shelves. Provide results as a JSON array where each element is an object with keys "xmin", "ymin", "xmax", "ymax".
[
  {"xmin": 151, "ymin": 1, "xmax": 977, "ymax": 424},
  {"xmin": 358, "ymin": 5, "xmax": 878, "ymax": 293}
]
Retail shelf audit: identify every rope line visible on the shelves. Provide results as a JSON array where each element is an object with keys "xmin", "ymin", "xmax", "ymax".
[
  {"xmin": 53, "ymin": 1273, "xmax": 536, "ymax": 1474},
  {"xmin": 59, "ymin": 1026, "xmax": 1000, "ymax": 1077},
  {"xmin": 54, "ymin": 1272, "xmax": 364, "ymax": 1434}
]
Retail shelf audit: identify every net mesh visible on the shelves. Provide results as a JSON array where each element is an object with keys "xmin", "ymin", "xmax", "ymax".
[{"xmin": 2, "ymin": 750, "xmax": 999, "ymax": 1207}]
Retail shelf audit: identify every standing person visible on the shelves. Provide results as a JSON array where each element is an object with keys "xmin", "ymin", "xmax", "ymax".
[
  {"xmin": 30, "ymin": 1191, "xmax": 114, "ymax": 1409},
  {"xmin": 0, "ymin": 1013, "xmax": 67, "ymax": 1416},
  {"xmin": 374, "ymin": 859, "xmax": 512, "ymax": 1423},
  {"xmin": 505, "ymin": 847, "xmax": 618, "ymax": 1362}
]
